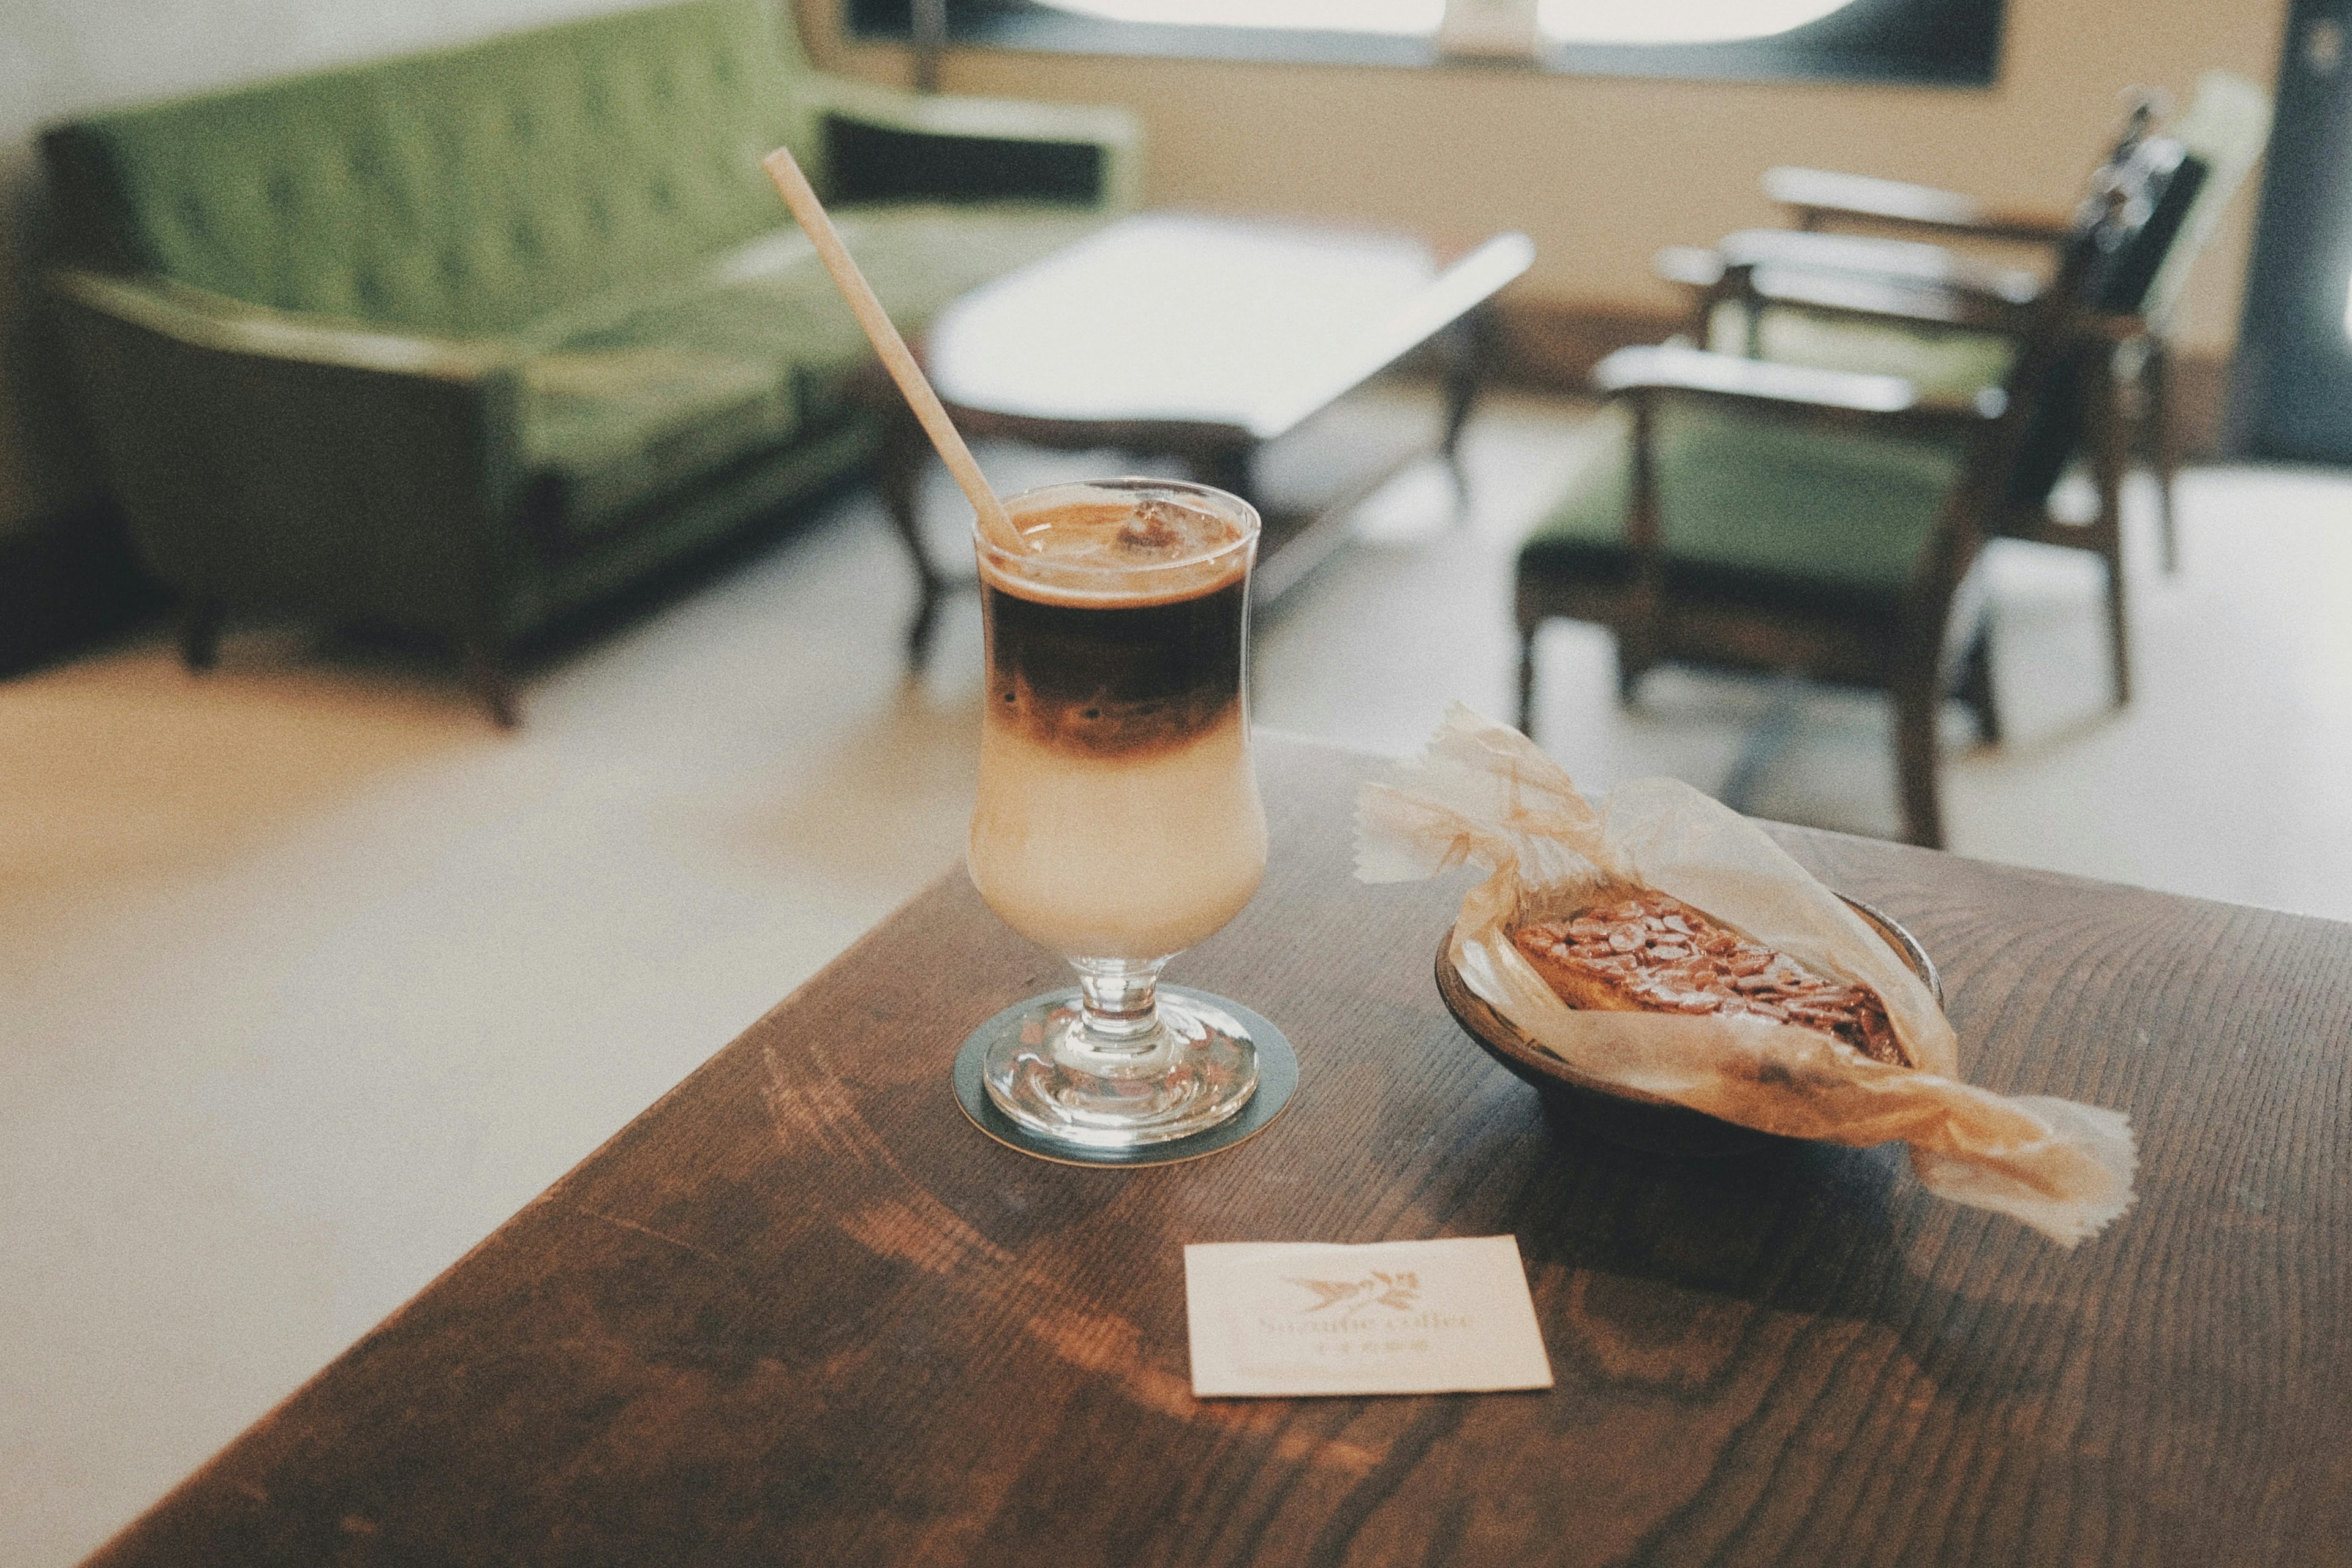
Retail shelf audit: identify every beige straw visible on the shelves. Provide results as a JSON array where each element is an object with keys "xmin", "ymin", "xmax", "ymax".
[{"xmin": 762, "ymin": 146, "xmax": 1012, "ymax": 537}]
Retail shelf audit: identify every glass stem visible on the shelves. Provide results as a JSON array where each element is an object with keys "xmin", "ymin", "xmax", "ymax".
[{"xmin": 1069, "ymin": 956, "xmax": 1169, "ymax": 1057}]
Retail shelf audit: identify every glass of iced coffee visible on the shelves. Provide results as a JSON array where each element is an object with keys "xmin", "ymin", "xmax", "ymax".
[{"xmin": 965, "ymin": 477, "xmax": 1269, "ymax": 1151}]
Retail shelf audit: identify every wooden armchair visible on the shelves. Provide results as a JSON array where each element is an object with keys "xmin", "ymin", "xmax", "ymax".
[
  {"xmin": 1647, "ymin": 133, "xmax": 2209, "ymax": 710},
  {"xmin": 1515, "ymin": 146, "xmax": 2199, "ymax": 848},
  {"xmin": 1660, "ymin": 75, "xmax": 2268, "ymax": 576}
]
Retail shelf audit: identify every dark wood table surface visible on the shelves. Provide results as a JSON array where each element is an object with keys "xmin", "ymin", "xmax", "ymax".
[{"xmin": 88, "ymin": 736, "xmax": 2352, "ymax": 1566}]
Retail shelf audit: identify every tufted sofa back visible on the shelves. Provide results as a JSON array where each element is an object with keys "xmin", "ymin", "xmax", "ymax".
[{"xmin": 42, "ymin": 0, "xmax": 815, "ymax": 337}]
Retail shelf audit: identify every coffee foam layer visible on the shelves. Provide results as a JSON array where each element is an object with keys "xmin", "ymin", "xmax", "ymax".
[{"xmin": 978, "ymin": 488, "xmax": 1255, "ymax": 607}]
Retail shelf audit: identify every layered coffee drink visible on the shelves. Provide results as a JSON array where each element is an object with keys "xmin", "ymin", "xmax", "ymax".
[{"xmin": 968, "ymin": 480, "xmax": 1267, "ymax": 961}]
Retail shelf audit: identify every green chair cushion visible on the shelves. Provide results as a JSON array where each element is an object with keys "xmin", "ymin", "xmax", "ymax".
[
  {"xmin": 519, "ymin": 203, "xmax": 1103, "ymax": 540},
  {"xmin": 1707, "ymin": 301, "xmax": 2015, "ymax": 402},
  {"xmin": 1521, "ymin": 400, "xmax": 1968, "ymax": 614}
]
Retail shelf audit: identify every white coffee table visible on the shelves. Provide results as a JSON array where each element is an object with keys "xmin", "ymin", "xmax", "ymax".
[{"xmin": 880, "ymin": 211, "xmax": 1534, "ymax": 655}]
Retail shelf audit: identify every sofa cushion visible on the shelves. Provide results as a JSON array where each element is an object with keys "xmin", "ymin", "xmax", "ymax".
[
  {"xmin": 521, "ymin": 349, "xmax": 794, "ymax": 540},
  {"xmin": 1521, "ymin": 400, "xmax": 1967, "ymax": 615},
  {"xmin": 43, "ymin": 0, "xmax": 810, "ymax": 337},
  {"xmin": 521, "ymin": 203, "xmax": 1103, "ymax": 541}
]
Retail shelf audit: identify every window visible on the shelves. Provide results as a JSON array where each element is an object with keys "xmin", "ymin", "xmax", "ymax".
[
  {"xmin": 1536, "ymin": 1, "xmax": 1853, "ymax": 45},
  {"xmin": 846, "ymin": 0, "xmax": 2006, "ymax": 85},
  {"xmin": 1030, "ymin": 0, "xmax": 1856, "ymax": 46},
  {"xmin": 1039, "ymin": 1, "xmax": 1438, "ymax": 31}
]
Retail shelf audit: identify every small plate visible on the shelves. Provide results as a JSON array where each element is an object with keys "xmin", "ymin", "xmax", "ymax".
[{"xmin": 1433, "ymin": 895, "xmax": 1940, "ymax": 1158}]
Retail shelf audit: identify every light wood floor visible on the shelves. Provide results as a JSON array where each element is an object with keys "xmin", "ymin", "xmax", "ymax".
[{"xmin": 4, "ymin": 388, "xmax": 2348, "ymax": 1564}]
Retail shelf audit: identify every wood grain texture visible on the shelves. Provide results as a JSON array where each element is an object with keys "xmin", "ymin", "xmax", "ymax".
[{"xmin": 86, "ymin": 737, "xmax": 2352, "ymax": 1567}]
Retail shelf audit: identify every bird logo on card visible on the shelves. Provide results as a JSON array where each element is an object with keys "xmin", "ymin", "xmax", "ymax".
[{"xmin": 1286, "ymin": 1270, "xmax": 1420, "ymax": 1313}]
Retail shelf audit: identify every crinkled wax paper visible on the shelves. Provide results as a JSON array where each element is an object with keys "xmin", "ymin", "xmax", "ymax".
[{"xmin": 1356, "ymin": 705, "xmax": 2135, "ymax": 1246}]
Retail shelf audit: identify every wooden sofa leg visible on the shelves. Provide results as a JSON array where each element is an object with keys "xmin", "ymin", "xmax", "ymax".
[
  {"xmin": 1891, "ymin": 674, "xmax": 1945, "ymax": 851},
  {"xmin": 179, "ymin": 598, "xmax": 223, "ymax": 671},
  {"xmin": 461, "ymin": 639, "xmax": 519, "ymax": 729}
]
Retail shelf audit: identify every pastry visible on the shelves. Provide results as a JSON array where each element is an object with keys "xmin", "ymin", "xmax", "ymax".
[{"xmin": 1511, "ymin": 890, "xmax": 1909, "ymax": 1066}]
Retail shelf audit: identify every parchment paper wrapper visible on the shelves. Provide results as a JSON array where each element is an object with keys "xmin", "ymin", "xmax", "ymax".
[{"xmin": 1357, "ymin": 705, "xmax": 2135, "ymax": 1246}]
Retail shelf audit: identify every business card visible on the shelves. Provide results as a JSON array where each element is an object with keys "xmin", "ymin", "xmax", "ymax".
[{"xmin": 1184, "ymin": 1236, "xmax": 1553, "ymax": 1398}]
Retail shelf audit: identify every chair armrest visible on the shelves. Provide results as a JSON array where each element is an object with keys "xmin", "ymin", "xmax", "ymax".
[
  {"xmin": 1597, "ymin": 343, "xmax": 1915, "ymax": 410},
  {"xmin": 1717, "ymin": 230, "xmax": 2044, "ymax": 304},
  {"xmin": 803, "ymin": 72, "xmax": 1143, "ymax": 211},
  {"xmin": 1654, "ymin": 244, "xmax": 1726, "ymax": 289},
  {"xmin": 1762, "ymin": 167, "xmax": 2075, "ymax": 246},
  {"xmin": 1653, "ymin": 243, "xmax": 2038, "ymax": 332},
  {"xmin": 46, "ymin": 268, "xmax": 527, "ymax": 629},
  {"xmin": 1740, "ymin": 266, "xmax": 2038, "ymax": 336},
  {"xmin": 2072, "ymin": 309, "xmax": 2151, "ymax": 345},
  {"xmin": 1594, "ymin": 344, "xmax": 1999, "ymax": 433}
]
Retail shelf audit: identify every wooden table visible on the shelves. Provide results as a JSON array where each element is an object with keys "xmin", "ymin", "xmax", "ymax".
[
  {"xmin": 881, "ymin": 213, "xmax": 1534, "ymax": 657},
  {"xmin": 89, "ymin": 737, "xmax": 2352, "ymax": 1566}
]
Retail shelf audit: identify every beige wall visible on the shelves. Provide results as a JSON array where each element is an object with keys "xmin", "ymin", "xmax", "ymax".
[
  {"xmin": 0, "ymin": 0, "xmax": 2287, "ymax": 537},
  {"xmin": 805, "ymin": 0, "xmax": 2283, "ymax": 354}
]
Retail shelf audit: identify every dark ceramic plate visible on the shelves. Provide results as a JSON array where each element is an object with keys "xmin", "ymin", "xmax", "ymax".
[{"xmin": 1434, "ymin": 895, "xmax": 1940, "ymax": 1158}]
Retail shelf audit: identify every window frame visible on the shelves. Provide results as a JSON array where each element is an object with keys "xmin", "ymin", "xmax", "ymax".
[{"xmin": 842, "ymin": 0, "xmax": 2008, "ymax": 88}]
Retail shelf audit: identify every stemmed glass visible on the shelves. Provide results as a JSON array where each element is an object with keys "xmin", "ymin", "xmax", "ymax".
[
  {"xmin": 963, "ymin": 477, "xmax": 1268, "ymax": 1151},
  {"xmin": 758, "ymin": 153, "xmax": 1275, "ymax": 1152}
]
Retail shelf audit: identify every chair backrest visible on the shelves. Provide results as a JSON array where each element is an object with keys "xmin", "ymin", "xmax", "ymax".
[
  {"xmin": 2002, "ymin": 135, "xmax": 2209, "ymax": 505},
  {"xmin": 2141, "ymin": 70, "xmax": 2274, "ymax": 330}
]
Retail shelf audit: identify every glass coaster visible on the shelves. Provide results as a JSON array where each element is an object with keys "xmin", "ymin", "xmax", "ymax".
[{"xmin": 953, "ymin": 986, "xmax": 1298, "ymax": 1167}]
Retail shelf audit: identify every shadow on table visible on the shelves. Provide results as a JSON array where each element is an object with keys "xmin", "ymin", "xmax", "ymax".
[{"xmin": 1499, "ymin": 1096, "xmax": 2080, "ymax": 1412}]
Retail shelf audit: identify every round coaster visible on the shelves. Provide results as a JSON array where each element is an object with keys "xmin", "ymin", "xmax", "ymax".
[{"xmin": 952, "ymin": 986, "xmax": 1298, "ymax": 1167}]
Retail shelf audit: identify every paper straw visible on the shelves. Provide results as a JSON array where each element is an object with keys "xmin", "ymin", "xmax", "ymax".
[{"xmin": 763, "ymin": 146, "xmax": 1011, "ymax": 537}]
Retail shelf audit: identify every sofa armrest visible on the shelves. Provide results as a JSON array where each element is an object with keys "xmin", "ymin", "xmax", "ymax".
[
  {"xmin": 50, "ymin": 269, "xmax": 517, "ymax": 380},
  {"xmin": 803, "ymin": 72, "xmax": 1143, "ymax": 212},
  {"xmin": 46, "ymin": 268, "xmax": 529, "ymax": 633}
]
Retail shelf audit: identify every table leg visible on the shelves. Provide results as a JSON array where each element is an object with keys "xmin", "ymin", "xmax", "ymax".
[
  {"xmin": 1196, "ymin": 442, "xmax": 1257, "ymax": 510},
  {"xmin": 1440, "ymin": 305, "xmax": 1498, "ymax": 511},
  {"xmin": 879, "ymin": 400, "xmax": 948, "ymax": 666}
]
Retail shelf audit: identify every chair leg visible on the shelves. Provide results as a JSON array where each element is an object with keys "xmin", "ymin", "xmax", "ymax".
[
  {"xmin": 2103, "ymin": 552, "xmax": 2132, "ymax": 708},
  {"xmin": 2144, "ymin": 338, "xmax": 2180, "ymax": 574},
  {"xmin": 2089, "ymin": 353, "xmax": 2133, "ymax": 708},
  {"xmin": 178, "ymin": 597, "xmax": 223, "ymax": 672},
  {"xmin": 461, "ymin": 638, "xmax": 519, "ymax": 729},
  {"xmin": 1891, "ymin": 670, "xmax": 1945, "ymax": 851}
]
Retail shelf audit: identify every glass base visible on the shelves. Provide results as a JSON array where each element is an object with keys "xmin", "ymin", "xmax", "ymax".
[{"xmin": 978, "ymin": 989, "xmax": 1260, "ymax": 1150}]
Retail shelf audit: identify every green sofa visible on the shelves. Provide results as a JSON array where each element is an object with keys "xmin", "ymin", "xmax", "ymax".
[{"xmin": 40, "ymin": 0, "xmax": 1136, "ymax": 720}]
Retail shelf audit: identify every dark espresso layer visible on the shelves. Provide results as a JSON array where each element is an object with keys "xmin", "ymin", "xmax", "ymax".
[{"xmin": 982, "ymin": 575, "xmax": 1245, "ymax": 758}]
